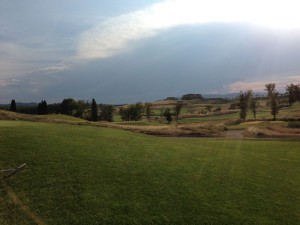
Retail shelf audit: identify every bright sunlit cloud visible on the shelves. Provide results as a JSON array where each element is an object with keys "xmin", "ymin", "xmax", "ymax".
[
  {"xmin": 77, "ymin": 0, "xmax": 300, "ymax": 60},
  {"xmin": 0, "ymin": 80, "xmax": 7, "ymax": 87},
  {"xmin": 228, "ymin": 76, "xmax": 300, "ymax": 93}
]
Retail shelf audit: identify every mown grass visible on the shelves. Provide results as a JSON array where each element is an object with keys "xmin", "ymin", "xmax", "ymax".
[{"xmin": 0, "ymin": 121, "xmax": 300, "ymax": 225}]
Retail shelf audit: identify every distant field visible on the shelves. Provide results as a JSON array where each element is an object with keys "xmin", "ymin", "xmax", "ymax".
[
  {"xmin": 1, "ymin": 121, "xmax": 299, "ymax": 225},
  {"xmin": 179, "ymin": 112, "xmax": 239, "ymax": 123}
]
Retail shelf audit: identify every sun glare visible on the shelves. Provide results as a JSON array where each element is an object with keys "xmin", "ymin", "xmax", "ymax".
[{"xmin": 151, "ymin": 0, "xmax": 300, "ymax": 30}]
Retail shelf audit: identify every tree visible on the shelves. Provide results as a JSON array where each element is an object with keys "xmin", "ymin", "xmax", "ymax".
[
  {"xmin": 10, "ymin": 99, "xmax": 17, "ymax": 112},
  {"xmin": 163, "ymin": 109, "xmax": 172, "ymax": 124},
  {"xmin": 145, "ymin": 103, "xmax": 152, "ymax": 122},
  {"xmin": 61, "ymin": 98, "xmax": 77, "ymax": 115},
  {"xmin": 205, "ymin": 105, "xmax": 212, "ymax": 113},
  {"xmin": 249, "ymin": 95, "xmax": 259, "ymax": 120},
  {"xmin": 239, "ymin": 90, "xmax": 252, "ymax": 120},
  {"xmin": 75, "ymin": 100, "xmax": 89, "ymax": 118},
  {"xmin": 265, "ymin": 83, "xmax": 279, "ymax": 120},
  {"xmin": 286, "ymin": 83, "xmax": 300, "ymax": 106},
  {"xmin": 91, "ymin": 98, "xmax": 98, "ymax": 121},
  {"xmin": 174, "ymin": 101, "xmax": 184, "ymax": 123},
  {"xmin": 38, "ymin": 100, "xmax": 48, "ymax": 115},
  {"xmin": 99, "ymin": 104, "xmax": 114, "ymax": 122},
  {"xmin": 119, "ymin": 103, "xmax": 144, "ymax": 121},
  {"xmin": 134, "ymin": 102, "xmax": 144, "ymax": 121}
]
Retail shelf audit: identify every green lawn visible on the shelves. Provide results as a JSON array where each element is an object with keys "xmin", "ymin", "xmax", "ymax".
[{"xmin": 0, "ymin": 121, "xmax": 299, "ymax": 225}]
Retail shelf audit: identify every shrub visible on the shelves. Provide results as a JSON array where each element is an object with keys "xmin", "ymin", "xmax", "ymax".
[{"xmin": 287, "ymin": 121, "xmax": 300, "ymax": 128}]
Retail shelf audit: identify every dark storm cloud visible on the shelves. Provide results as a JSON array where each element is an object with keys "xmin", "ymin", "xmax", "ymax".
[
  {"xmin": 5, "ymin": 23, "xmax": 299, "ymax": 104},
  {"xmin": 1, "ymin": 1, "xmax": 300, "ymax": 103}
]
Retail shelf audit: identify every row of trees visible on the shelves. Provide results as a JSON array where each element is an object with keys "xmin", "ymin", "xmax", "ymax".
[
  {"xmin": 62, "ymin": 98, "xmax": 114, "ymax": 122},
  {"xmin": 119, "ymin": 103, "xmax": 144, "ymax": 121},
  {"xmin": 8, "ymin": 98, "xmax": 114, "ymax": 122},
  {"xmin": 239, "ymin": 83, "xmax": 299, "ymax": 121},
  {"xmin": 6, "ymin": 82, "xmax": 299, "ymax": 123},
  {"xmin": 37, "ymin": 100, "xmax": 48, "ymax": 115},
  {"xmin": 286, "ymin": 83, "xmax": 300, "ymax": 105},
  {"xmin": 91, "ymin": 99, "xmax": 114, "ymax": 122},
  {"xmin": 9, "ymin": 99, "xmax": 48, "ymax": 115},
  {"xmin": 119, "ymin": 101, "xmax": 184, "ymax": 124},
  {"xmin": 239, "ymin": 90, "xmax": 259, "ymax": 120}
]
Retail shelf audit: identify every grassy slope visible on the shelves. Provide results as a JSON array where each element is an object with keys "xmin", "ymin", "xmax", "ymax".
[
  {"xmin": 35, "ymin": 114, "xmax": 86, "ymax": 122},
  {"xmin": 0, "ymin": 121, "xmax": 300, "ymax": 225}
]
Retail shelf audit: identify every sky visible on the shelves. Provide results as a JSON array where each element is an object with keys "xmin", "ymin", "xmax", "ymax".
[{"xmin": 1, "ymin": 0, "xmax": 300, "ymax": 103}]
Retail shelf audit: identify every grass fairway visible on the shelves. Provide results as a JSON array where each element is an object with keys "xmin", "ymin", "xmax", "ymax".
[{"xmin": 0, "ymin": 121, "xmax": 300, "ymax": 225}]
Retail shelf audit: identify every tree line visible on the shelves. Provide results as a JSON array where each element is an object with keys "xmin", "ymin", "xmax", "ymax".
[
  {"xmin": 6, "ymin": 98, "xmax": 115, "ymax": 122},
  {"xmin": 239, "ymin": 83, "xmax": 300, "ymax": 121},
  {"xmin": 119, "ymin": 101, "xmax": 184, "ymax": 124},
  {"xmin": 5, "ymin": 82, "xmax": 299, "ymax": 123}
]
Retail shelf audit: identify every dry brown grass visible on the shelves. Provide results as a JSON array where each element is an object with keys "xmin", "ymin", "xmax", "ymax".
[
  {"xmin": 266, "ymin": 126, "xmax": 300, "ymax": 134},
  {"xmin": 0, "ymin": 110, "xmax": 90, "ymax": 125},
  {"xmin": 245, "ymin": 126, "xmax": 300, "ymax": 138},
  {"xmin": 0, "ymin": 110, "xmax": 226, "ymax": 137},
  {"xmin": 99, "ymin": 122, "xmax": 227, "ymax": 136},
  {"xmin": 0, "ymin": 110, "xmax": 37, "ymax": 122},
  {"xmin": 179, "ymin": 110, "xmax": 237, "ymax": 119}
]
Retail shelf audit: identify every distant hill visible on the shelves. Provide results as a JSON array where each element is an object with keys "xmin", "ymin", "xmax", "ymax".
[
  {"xmin": 203, "ymin": 92, "xmax": 268, "ymax": 99},
  {"xmin": 203, "ymin": 93, "xmax": 240, "ymax": 99},
  {"xmin": 0, "ymin": 102, "xmax": 38, "ymax": 107}
]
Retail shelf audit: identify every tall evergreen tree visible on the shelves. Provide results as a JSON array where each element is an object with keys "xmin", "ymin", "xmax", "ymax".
[
  {"xmin": 91, "ymin": 98, "xmax": 98, "ymax": 121},
  {"xmin": 10, "ymin": 99, "xmax": 17, "ymax": 112},
  {"xmin": 38, "ymin": 100, "xmax": 48, "ymax": 115}
]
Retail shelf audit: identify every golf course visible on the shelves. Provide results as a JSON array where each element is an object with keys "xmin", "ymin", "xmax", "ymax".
[{"xmin": 1, "ymin": 118, "xmax": 299, "ymax": 224}]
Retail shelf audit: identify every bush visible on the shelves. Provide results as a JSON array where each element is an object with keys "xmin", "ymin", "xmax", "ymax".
[
  {"xmin": 287, "ymin": 121, "xmax": 300, "ymax": 128},
  {"xmin": 213, "ymin": 107, "xmax": 221, "ymax": 112}
]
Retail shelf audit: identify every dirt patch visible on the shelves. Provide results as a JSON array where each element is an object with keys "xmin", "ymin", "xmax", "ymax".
[{"xmin": 224, "ymin": 130, "xmax": 245, "ymax": 139}]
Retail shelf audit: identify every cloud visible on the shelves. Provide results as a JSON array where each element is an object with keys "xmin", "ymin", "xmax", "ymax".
[
  {"xmin": 76, "ymin": 0, "xmax": 300, "ymax": 60},
  {"xmin": 76, "ymin": 0, "xmax": 227, "ymax": 59},
  {"xmin": 228, "ymin": 76, "xmax": 300, "ymax": 93},
  {"xmin": 28, "ymin": 65, "xmax": 69, "ymax": 74},
  {"xmin": 0, "ymin": 80, "xmax": 7, "ymax": 87}
]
